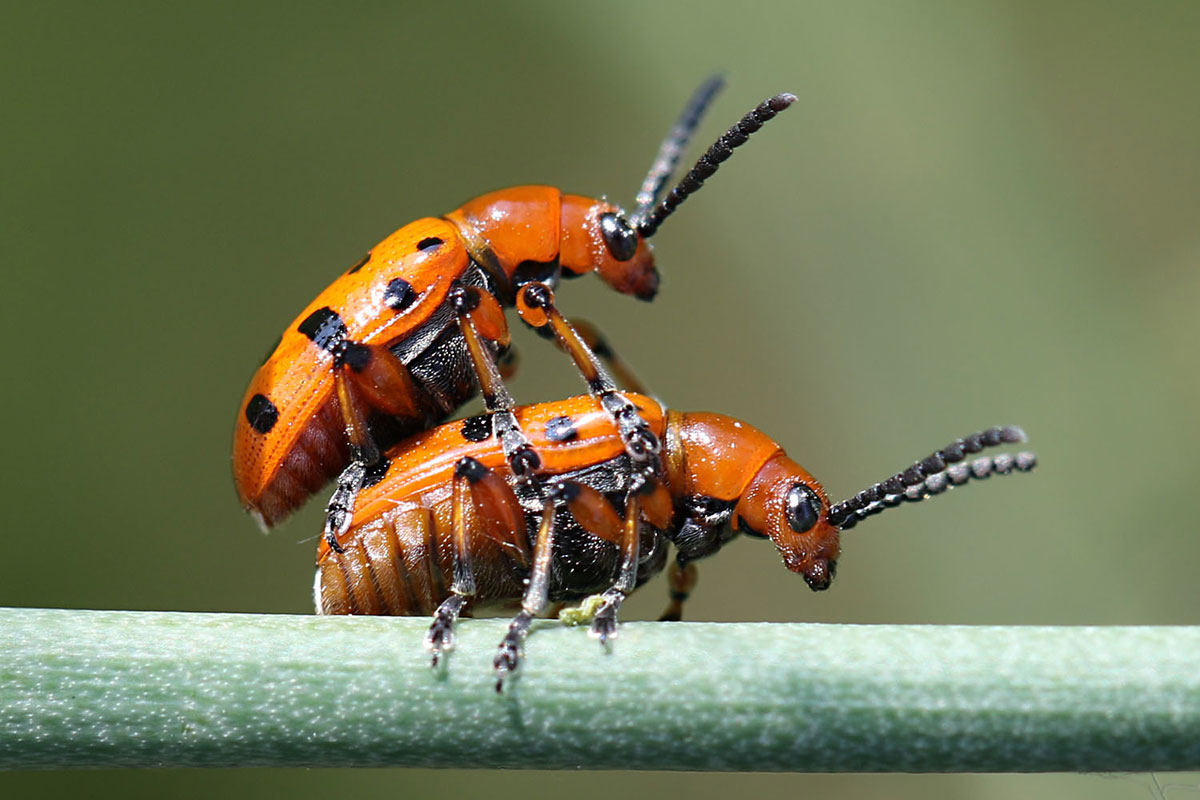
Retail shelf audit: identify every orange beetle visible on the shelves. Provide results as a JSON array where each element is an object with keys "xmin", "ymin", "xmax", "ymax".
[
  {"xmin": 233, "ymin": 78, "xmax": 796, "ymax": 536},
  {"xmin": 313, "ymin": 392, "xmax": 1037, "ymax": 690}
]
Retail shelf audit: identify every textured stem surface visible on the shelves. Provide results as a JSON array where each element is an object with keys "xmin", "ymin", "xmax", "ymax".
[{"xmin": 2, "ymin": 608, "xmax": 1198, "ymax": 771}]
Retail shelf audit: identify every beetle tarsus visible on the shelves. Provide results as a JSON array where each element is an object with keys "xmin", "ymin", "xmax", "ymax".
[
  {"xmin": 494, "ymin": 610, "xmax": 533, "ymax": 692},
  {"xmin": 426, "ymin": 594, "xmax": 467, "ymax": 667},
  {"xmin": 589, "ymin": 589, "xmax": 626, "ymax": 646}
]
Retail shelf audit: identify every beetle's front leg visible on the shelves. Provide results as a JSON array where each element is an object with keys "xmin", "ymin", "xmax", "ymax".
[{"xmin": 515, "ymin": 283, "xmax": 661, "ymax": 477}]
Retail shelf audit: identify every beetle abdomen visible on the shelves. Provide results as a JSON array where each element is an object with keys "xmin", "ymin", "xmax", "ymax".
[{"xmin": 316, "ymin": 506, "xmax": 446, "ymax": 616}]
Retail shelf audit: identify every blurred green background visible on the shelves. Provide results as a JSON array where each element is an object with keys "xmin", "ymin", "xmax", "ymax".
[{"xmin": 4, "ymin": 1, "xmax": 1199, "ymax": 797}]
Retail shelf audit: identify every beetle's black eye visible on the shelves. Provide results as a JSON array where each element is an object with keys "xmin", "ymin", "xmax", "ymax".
[
  {"xmin": 786, "ymin": 484, "xmax": 822, "ymax": 534},
  {"xmin": 599, "ymin": 212, "xmax": 638, "ymax": 261}
]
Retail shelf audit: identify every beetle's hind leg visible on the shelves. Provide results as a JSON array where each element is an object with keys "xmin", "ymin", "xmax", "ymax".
[
  {"xmin": 425, "ymin": 461, "xmax": 480, "ymax": 666},
  {"xmin": 321, "ymin": 340, "xmax": 425, "ymax": 552}
]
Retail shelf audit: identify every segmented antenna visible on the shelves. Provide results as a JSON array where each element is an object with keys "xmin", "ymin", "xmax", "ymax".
[
  {"xmin": 828, "ymin": 426, "xmax": 1037, "ymax": 531},
  {"xmin": 632, "ymin": 75, "xmax": 727, "ymax": 220},
  {"xmin": 634, "ymin": 92, "xmax": 797, "ymax": 238}
]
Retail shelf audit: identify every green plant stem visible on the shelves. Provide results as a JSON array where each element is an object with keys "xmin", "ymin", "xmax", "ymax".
[{"xmin": 1, "ymin": 608, "xmax": 1198, "ymax": 771}]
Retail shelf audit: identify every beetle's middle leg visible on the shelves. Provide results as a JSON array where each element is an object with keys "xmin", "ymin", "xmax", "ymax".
[{"xmin": 494, "ymin": 498, "xmax": 559, "ymax": 692}]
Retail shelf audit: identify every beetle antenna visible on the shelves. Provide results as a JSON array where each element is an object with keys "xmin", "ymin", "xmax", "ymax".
[
  {"xmin": 632, "ymin": 75, "xmax": 726, "ymax": 220},
  {"xmin": 634, "ymin": 92, "xmax": 796, "ymax": 238},
  {"xmin": 827, "ymin": 426, "xmax": 1037, "ymax": 531}
]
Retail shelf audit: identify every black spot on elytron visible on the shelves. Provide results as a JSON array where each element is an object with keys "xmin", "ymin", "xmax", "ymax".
[
  {"xmin": 245, "ymin": 394, "xmax": 279, "ymax": 434},
  {"xmin": 297, "ymin": 307, "xmax": 347, "ymax": 353},
  {"xmin": 545, "ymin": 416, "xmax": 578, "ymax": 442},
  {"xmin": 461, "ymin": 414, "xmax": 493, "ymax": 443},
  {"xmin": 384, "ymin": 278, "xmax": 416, "ymax": 311},
  {"xmin": 347, "ymin": 253, "xmax": 371, "ymax": 274},
  {"xmin": 259, "ymin": 333, "xmax": 282, "ymax": 366},
  {"xmin": 417, "ymin": 237, "xmax": 443, "ymax": 252},
  {"xmin": 361, "ymin": 457, "xmax": 391, "ymax": 489}
]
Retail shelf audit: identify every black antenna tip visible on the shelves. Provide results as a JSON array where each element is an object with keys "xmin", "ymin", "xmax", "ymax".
[
  {"xmin": 635, "ymin": 89, "xmax": 797, "ymax": 238},
  {"xmin": 829, "ymin": 425, "xmax": 1036, "ymax": 531}
]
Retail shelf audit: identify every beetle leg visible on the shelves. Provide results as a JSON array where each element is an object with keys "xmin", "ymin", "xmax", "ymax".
[
  {"xmin": 455, "ymin": 456, "xmax": 530, "ymax": 568},
  {"xmin": 494, "ymin": 500, "xmax": 558, "ymax": 692},
  {"xmin": 658, "ymin": 561, "xmax": 699, "ymax": 622},
  {"xmin": 497, "ymin": 343, "xmax": 519, "ymax": 381},
  {"xmin": 589, "ymin": 488, "xmax": 643, "ymax": 645},
  {"xmin": 450, "ymin": 284, "xmax": 542, "ymax": 485},
  {"xmin": 425, "ymin": 464, "xmax": 481, "ymax": 667},
  {"xmin": 555, "ymin": 478, "xmax": 643, "ymax": 644},
  {"xmin": 562, "ymin": 318, "xmax": 647, "ymax": 395},
  {"xmin": 321, "ymin": 374, "xmax": 381, "ymax": 552},
  {"xmin": 322, "ymin": 342, "xmax": 429, "ymax": 552},
  {"xmin": 338, "ymin": 341, "xmax": 424, "ymax": 419},
  {"xmin": 515, "ymin": 283, "xmax": 661, "ymax": 477}
]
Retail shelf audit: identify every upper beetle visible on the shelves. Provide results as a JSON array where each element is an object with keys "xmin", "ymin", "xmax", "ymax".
[{"xmin": 233, "ymin": 78, "xmax": 797, "ymax": 531}]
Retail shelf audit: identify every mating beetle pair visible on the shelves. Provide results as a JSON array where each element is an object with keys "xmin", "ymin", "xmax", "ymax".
[{"xmin": 234, "ymin": 78, "xmax": 1036, "ymax": 688}]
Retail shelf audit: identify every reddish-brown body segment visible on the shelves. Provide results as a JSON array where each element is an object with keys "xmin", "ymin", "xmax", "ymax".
[{"xmin": 234, "ymin": 187, "xmax": 660, "ymax": 528}]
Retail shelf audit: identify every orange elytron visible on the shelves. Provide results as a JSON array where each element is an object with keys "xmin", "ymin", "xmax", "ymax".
[
  {"xmin": 233, "ymin": 78, "xmax": 797, "ymax": 541},
  {"xmin": 313, "ymin": 393, "xmax": 1037, "ymax": 690}
]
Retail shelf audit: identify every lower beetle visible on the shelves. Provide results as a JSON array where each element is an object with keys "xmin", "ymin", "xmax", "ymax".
[{"xmin": 314, "ymin": 393, "xmax": 1036, "ymax": 690}]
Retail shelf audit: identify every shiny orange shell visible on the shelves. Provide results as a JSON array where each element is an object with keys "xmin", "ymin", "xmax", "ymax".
[
  {"xmin": 318, "ymin": 393, "xmax": 667, "ymax": 559},
  {"xmin": 233, "ymin": 217, "xmax": 468, "ymax": 524}
]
